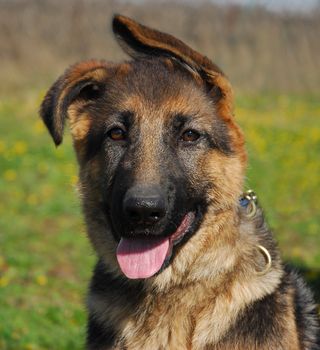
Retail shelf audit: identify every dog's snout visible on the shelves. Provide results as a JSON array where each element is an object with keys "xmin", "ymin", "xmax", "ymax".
[{"xmin": 123, "ymin": 185, "xmax": 166, "ymax": 226}]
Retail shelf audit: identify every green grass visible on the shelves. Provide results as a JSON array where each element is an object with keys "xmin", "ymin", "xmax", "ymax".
[
  {"xmin": 236, "ymin": 94, "xmax": 320, "ymax": 267},
  {"xmin": 0, "ymin": 91, "xmax": 319, "ymax": 349}
]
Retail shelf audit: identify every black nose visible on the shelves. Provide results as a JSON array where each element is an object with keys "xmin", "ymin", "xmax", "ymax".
[{"xmin": 123, "ymin": 185, "xmax": 166, "ymax": 226}]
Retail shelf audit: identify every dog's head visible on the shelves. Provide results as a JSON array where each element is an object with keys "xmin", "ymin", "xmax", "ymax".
[{"xmin": 40, "ymin": 15, "xmax": 247, "ymax": 283}]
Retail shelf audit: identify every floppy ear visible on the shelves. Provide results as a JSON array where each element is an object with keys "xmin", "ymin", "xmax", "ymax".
[{"xmin": 40, "ymin": 60, "xmax": 108, "ymax": 145}]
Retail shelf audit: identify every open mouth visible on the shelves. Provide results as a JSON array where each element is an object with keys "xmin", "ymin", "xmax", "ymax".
[{"xmin": 116, "ymin": 211, "xmax": 197, "ymax": 279}]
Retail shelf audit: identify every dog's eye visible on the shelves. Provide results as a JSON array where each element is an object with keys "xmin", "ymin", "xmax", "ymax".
[
  {"xmin": 181, "ymin": 129, "xmax": 200, "ymax": 143},
  {"xmin": 107, "ymin": 127, "xmax": 126, "ymax": 141}
]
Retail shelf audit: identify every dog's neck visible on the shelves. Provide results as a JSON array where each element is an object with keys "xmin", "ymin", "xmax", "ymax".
[
  {"xmin": 145, "ymin": 203, "xmax": 283, "ymax": 296},
  {"xmin": 92, "ymin": 206, "xmax": 284, "ymax": 349}
]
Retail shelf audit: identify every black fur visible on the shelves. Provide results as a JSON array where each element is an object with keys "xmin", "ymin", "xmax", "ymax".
[
  {"xmin": 90, "ymin": 260, "xmax": 145, "ymax": 307},
  {"xmin": 40, "ymin": 15, "xmax": 319, "ymax": 349},
  {"xmin": 290, "ymin": 268, "xmax": 320, "ymax": 348},
  {"xmin": 87, "ymin": 316, "xmax": 117, "ymax": 349},
  {"xmin": 226, "ymin": 267, "xmax": 320, "ymax": 348}
]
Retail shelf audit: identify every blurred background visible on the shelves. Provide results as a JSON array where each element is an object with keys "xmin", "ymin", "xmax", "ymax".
[{"xmin": 0, "ymin": 0, "xmax": 319, "ymax": 348}]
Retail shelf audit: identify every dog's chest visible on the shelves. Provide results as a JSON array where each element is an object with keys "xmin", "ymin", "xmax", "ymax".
[
  {"xmin": 115, "ymin": 288, "xmax": 237, "ymax": 350},
  {"xmin": 119, "ymin": 292, "xmax": 196, "ymax": 349},
  {"xmin": 101, "ymin": 280, "xmax": 301, "ymax": 350}
]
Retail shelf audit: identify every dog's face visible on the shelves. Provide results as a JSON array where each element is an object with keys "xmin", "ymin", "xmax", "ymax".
[{"xmin": 40, "ymin": 15, "xmax": 247, "ymax": 282}]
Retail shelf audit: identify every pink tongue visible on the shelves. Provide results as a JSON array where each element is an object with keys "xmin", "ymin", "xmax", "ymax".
[{"xmin": 116, "ymin": 237, "xmax": 170, "ymax": 279}]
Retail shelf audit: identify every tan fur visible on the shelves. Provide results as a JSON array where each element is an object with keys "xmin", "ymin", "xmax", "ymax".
[
  {"xmin": 80, "ymin": 63, "xmax": 302, "ymax": 350},
  {"xmin": 40, "ymin": 15, "xmax": 318, "ymax": 350},
  {"xmin": 114, "ymin": 15, "xmax": 224, "ymax": 75},
  {"xmin": 68, "ymin": 109, "xmax": 91, "ymax": 141},
  {"xmin": 57, "ymin": 63, "xmax": 108, "ymax": 121},
  {"xmin": 87, "ymin": 209, "xmax": 284, "ymax": 349},
  {"xmin": 116, "ymin": 62, "xmax": 132, "ymax": 77}
]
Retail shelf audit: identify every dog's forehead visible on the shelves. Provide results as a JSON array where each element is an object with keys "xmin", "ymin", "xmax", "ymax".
[{"xmin": 110, "ymin": 59, "xmax": 213, "ymax": 120}]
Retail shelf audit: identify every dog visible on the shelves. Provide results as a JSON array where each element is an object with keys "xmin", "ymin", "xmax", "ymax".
[{"xmin": 40, "ymin": 14, "xmax": 319, "ymax": 350}]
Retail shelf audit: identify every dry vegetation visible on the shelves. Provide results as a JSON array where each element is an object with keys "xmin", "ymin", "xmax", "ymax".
[{"xmin": 0, "ymin": 0, "xmax": 320, "ymax": 94}]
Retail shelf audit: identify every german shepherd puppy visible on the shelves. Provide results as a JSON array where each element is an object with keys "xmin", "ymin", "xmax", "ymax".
[{"xmin": 40, "ymin": 15, "xmax": 319, "ymax": 350}]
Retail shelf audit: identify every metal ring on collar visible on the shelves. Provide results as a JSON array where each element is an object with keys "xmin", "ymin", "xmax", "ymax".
[
  {"xmin": 246, "ymin": 200, "xmax": 257, "ymax": 218},
  {"xmin": 256, "ymin": 244, "xmax": 272, "ymax": 276}
]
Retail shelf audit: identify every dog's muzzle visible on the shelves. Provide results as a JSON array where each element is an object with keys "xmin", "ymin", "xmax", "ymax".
[{"xmin": 122, "ymin": 184, "xmax": 167, "ymax": 229}]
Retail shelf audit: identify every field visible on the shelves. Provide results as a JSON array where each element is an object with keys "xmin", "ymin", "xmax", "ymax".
[
  {"xmin": 0, "ymin": 91, "xmax": 319, "ymax": 349},
  {"xmin": 0, "ymin": 0, "xmax": 320, "ymax": 348}
]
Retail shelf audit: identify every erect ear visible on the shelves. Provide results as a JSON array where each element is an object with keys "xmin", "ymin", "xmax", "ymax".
[
  {"xmin": 112, "ymin": 14, "xmax": 224, "ymax": 75},
  {"xmin": 40, "ymin": 60, "xmax": 109, "ymax": 146},
  {"xmin": 113, "ymin": 15, "xmax": 232, "ymax": 107},
  {"xmin": 112, "ymin": 15, "xmax": 244, "ymax": 156}
]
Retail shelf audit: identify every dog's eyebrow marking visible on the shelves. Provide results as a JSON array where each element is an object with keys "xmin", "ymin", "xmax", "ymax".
[
  {"xmin": 170, "ymin": 112, "xmax": 233, "ymax": 154},
  {"xmin": 118, "ymin": 110, "xmax": 134, "ymax": 128},
  {"xmin": 172, "ymin": 113, "xmax": 192, "ymax": 130}
]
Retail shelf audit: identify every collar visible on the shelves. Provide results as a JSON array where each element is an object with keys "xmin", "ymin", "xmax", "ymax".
[
  {"xmin": 239, "ymin": 190, "xmax": 272, "ymax": 275},
  {"xmin": 239, "ymin": 190, "xmax": 257, "ymax": 218}
]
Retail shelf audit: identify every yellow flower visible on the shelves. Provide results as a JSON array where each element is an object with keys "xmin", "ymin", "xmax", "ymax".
[
  {"xmin": 65, "ymin": 163, "xmax": 76, "ymax": 175},
  {"xmin": 3, "ymin": 169, "xmax": 17, "ymax": 181},
  {"xmin": 33, "ymin": 120, "xmax": 45, "ymax": 134},
  {"xmin": 26, "ymin": 194, "xmax": 38, "ymax": 206},
  {"xmin": 24, "ymin": 343, "xmax": 38, "ymax": 350},
  {"xmin": 309, "ymin": 128, "xmax": 320, "ymax": 143},
  {"xmin": 35, "ymin": 275, "xmax": 47, "ymax": 286},
  {"xmin": 70, "ymin": 175, "xmax": 79, "ymax": 186},
  {"xmin": 12, "ymin": 141, "xmax": 28, "ymax": 155},
  {"xmin": 0, "ymin": 276, "xmax": 9, "ymax": 287}
]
